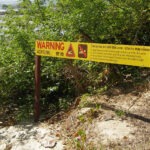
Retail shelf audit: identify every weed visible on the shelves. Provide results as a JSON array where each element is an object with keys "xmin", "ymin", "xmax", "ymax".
[
  {"xmin": 95, "ymin": 103, "xmax": 101, "ymax": 110},
  {"xmin": 74, "ymin": 129, "xmax": 86, "ymax": 150},
  {"xmin": 79, "ymin": 93, "xmax": 91, "ymax": 108},
  {"xmin": 77, "ymin": 115, "xmax": 86, "ymax": 123},
  {"xmin": 115, "ymin": 110, "xmax": 125, "ymax": 117}
]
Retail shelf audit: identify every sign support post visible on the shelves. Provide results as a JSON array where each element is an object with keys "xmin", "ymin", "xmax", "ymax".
[{"xmin": 34, "ymin": 55, "xmax": 41, "ymax": 122}]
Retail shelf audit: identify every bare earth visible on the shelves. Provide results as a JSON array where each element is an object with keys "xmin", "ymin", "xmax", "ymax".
[
  {"xmin": 59, "ymin": 86, "xmax": 150, "ymax": 150},
  {"xmin": 0, "ymin": 84, "xmax": 150, "ymax": 150}
]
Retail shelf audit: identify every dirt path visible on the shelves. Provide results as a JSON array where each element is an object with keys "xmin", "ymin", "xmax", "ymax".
[{"xmin": 0, "ymin": 88, "xmax": 150, "ymax": 150}]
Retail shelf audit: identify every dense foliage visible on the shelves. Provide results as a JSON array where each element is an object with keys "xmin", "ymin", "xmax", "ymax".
[{"xmin": 0, "ymin": 0, "xmax": 149, "ymax": 119}]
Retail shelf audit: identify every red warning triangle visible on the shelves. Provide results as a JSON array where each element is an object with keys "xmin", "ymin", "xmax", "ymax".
[{"xmin": 66, "ymin": 44, "xmax": 75, "ymax": 57}]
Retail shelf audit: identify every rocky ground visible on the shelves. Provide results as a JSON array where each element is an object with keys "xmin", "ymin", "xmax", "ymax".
[
  {"xmin": 0, "ymin": 82, "xmax": 150, "ymax": 150},
  {"xmin": 0, "ymin": 122, "xmax": 64, "ymax": 150}
]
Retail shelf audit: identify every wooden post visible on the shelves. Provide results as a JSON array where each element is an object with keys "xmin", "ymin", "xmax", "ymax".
[{"xmin": 34, "ymin": 55, "xmax": 41, "ymax": 122}]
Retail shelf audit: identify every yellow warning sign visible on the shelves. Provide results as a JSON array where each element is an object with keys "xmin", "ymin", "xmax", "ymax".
[{"xmin": 35, "ymin": 40, "xmax": 150, "ymax": 68}]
